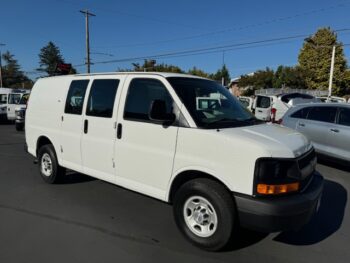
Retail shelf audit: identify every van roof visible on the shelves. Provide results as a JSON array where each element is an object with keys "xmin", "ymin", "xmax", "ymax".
[{"xmin": 39, "ymin": 72, "xmax": 208, "ymax": 80}]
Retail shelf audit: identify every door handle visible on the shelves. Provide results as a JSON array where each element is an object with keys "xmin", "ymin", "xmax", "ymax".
[
  {"xmin": 299, "ymin": 123, "xmax": 305, "ymax": 127},
  {"xmin": 84, "ymin": 119, "xmax": 88, "ymax": 134},
  {"xmin": 117, "ymin": 123, "xmax": 122, "ymax": 139},
  {"xmin": 257, "ymin": 110, "xmax": 263, "ymax": 113},
  {"xmin": 330, "ymin": 128, "xmax": 339, "ymax": 133}
]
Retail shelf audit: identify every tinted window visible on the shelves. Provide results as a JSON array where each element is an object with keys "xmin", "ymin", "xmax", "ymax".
[
  {"xmin": 280, "ymin": 93, "xmax": 313, "ymax": 103},
  {"xmin": 65, "ymin": 80, "xmax": 89, "ymax": 115},
  {"xmin": 124, "ymin": 78, "xmax": 173, "ymax": 122},
  {"xmin": 291, "ymin": 107, "xmax": 310, "ymax": 119},
  {"xmin": 256, "ymin": 96, "xmax": 271, "ymax": 108},
  {"xmin": 86, "ymin": 79, "xmax": 119, "ymax": 118},
  {"xmin": 307, "ymin": 107, "xmax": 337, "ymax": 123},
  {"xmin": 338, "ymin": 108, "xmax": 350, "ymax": 126}
]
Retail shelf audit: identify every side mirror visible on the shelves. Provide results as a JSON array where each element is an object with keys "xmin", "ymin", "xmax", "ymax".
[{"xmin": 149, "ymin": 100, "xmax": 176, "ymax": 124}]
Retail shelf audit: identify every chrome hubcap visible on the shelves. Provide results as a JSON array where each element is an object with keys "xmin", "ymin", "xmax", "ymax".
[
  {"xmin": 41, "ymin": 153, "xmax": 52, "ymax": 177},
  {"xmin": 183, "ymin": 196, "xmax": 218, "ymax": 237}
]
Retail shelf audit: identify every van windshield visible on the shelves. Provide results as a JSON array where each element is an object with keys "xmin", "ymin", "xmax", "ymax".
[{"xmin": 167, "ymin": 77, "xmax": 261, "ymax": 129}]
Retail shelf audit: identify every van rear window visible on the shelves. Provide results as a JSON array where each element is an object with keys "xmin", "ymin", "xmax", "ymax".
[{"xmin": 65, "ymin": 80, "xmax": 89, "ymax": 115}]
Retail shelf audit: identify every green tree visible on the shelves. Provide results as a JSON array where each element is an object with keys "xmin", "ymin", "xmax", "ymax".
[
  {"xmin": 188, "ymin": 66, "xmax": 210, "ymax": 78},
  {"xmin": 210, "ymin": 64, "xmax": 230, "ymax": 85},
  {"xmin": 131, "ymin": 59, "xmax": 184, "ymax": 73},
  {"xmin": 1, "ymin": 51, "xmax": 32, "ymax": 88},
  {"xmin": 239, "ymin": 68, "xmax": 274, "ymax": 90},
  {"xmin": 298, "ymin": 27, "xmax": 347, "ymax": 95},
  {"xmin": 273, "ymin": 66, "xmax": 307, "ymax": 89},
  {"xmin": 38, "ymin": 41, "xmax": 77, "ymax": 76}
]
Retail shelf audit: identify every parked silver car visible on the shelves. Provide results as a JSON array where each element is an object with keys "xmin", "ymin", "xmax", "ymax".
[{"xmin": 282, "ymin": 103, "xmax": 350, "ymax": 161}]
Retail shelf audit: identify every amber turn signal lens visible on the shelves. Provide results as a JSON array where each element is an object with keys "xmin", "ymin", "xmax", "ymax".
[{"xmin": 257, "ymin": 182, "xmax": 299, "ymax": 195}]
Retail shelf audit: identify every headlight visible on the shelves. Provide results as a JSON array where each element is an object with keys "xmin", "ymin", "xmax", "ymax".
[{"xmin": 254, "ymin": 159, "xmax": 301, "ymax": 195}]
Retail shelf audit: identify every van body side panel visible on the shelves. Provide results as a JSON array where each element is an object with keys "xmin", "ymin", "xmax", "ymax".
[
  {"xmin": 80, "ymin": 76, "xmax": 126, "ymax": 182},
  {"xmin": 26, "ymin": 78, "xmax": 68, "ymax": 160},
  {"xmin": 114, "ymin": 75, "xmax": 179, "ymax": 201},
  {"xmin": 58, "ymin": 78, "xmax": 91, "ymax": 172}
]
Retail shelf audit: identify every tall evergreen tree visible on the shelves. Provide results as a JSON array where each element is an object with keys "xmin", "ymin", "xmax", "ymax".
[
  {"xmin": 1, "ymin": 51, "xmax": 32, "ymax": 88},
  {"xmin": 38, "ymin": 41, "xmax": 77, "ymax": 76},
  {"xmin": 298, "ymin": 27, "xmax": 347, "ymax": 95}
]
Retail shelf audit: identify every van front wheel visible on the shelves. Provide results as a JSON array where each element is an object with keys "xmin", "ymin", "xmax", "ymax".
[
  {"xmin": 173, "ymin": 178, "xmax": 236, "ymax": 251},
  {"xmin": 38, "ymin": 144, "xmax": 65, "ymax": 184}
]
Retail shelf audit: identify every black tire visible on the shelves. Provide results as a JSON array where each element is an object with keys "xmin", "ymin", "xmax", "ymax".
[
  {"xmin": 173, "ymin": 178, "xmax": 236, "ymax": 251},
  {"xmin": 15, "ymin": 123, "xmax": 24, "ymax": 131},
  {"xmin": 37, "ymin": 144, "xmax": 65, "ymax": 184}
]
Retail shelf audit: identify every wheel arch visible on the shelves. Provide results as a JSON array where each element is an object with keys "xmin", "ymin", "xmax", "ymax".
[
  {"xmin": 167, "ymin": 169, "xmax": 232, "ymax": 203},
  {"xmin": 36, "ymin": 135, "xmax": 55, "ymax": 156}
]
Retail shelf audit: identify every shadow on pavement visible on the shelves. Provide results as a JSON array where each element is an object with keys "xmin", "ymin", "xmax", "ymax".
[
  {"xmin": 273, "ymin": 179, "xmax": 347, "ymax": 245},
  {"xmin": 317, "ymin": 156, "xmax": 350, "ymax": 173},
  {"xmin": 61, "ymin": 171, "xmax": 96, "ymax": 184},
  {"xmin": 223, "ymin": 228, "xmax": 268, "ymax": 251}
]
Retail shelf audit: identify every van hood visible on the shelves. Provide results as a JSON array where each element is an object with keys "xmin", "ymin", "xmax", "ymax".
[{"xmin": 220, "ymin": 123, "xmax": 312, "ymax": 158}]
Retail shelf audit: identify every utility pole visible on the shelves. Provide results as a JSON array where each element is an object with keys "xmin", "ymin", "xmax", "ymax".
[
  {"xmin": 328, "ymin": 45, "xmax": 336, "ymax": 98},
  {"xmin": 0, "ymin": 43, "xmax": 5, "ymax": 87},
  {"xmin": 80, "ymin": 10, "xmax": 95, "ymax": 73},
  {"xmin": 222, "ymin": 51, "xmax": 225, "ymax": 86}
]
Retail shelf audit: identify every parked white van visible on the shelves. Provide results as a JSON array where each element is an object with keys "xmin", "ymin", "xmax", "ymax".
[
  {"xmin": 0, "ymin": 88, "xmax": 29, "ymax": 121},
  {"xmin": 253, "ymin": 93, "xmax": 319, "ymax": 122},
  {"xmin": 26, "ymin": 73, "xmax": 323, "ymax": 251}
]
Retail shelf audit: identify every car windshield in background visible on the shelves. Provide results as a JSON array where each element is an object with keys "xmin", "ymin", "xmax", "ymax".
[{"xmin": 167, "ymin": 77, "xmax": 259, "ymax": 129}]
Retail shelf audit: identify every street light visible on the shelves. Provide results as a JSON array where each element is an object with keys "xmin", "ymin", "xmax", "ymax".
[
  {"xmin": 304, "ymin": 37, "xmax": 336, "ymax": 98},
  {"xmin": 0, "ymin": 43, "xmax": 5, "ymax": 87}
]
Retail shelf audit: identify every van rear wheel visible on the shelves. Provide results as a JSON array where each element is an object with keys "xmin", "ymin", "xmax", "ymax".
[
  {"xmin": 38, "ymin": 144, "xmax": 65, "ymax": 184},
  {"xmin": 173, "ymin": 178, "xmax": 236, "ymax": 251}
]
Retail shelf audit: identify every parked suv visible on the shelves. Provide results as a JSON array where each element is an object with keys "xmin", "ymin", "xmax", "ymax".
[
  {"xmin": 25, "ymin": 73, "xmax": 323, "ymax": 251},
  {"xmin": 283, "ymin": 103, "xmax": 350, "ymax": 162}
]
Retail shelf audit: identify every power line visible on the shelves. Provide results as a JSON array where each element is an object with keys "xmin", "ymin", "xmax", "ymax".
[
  {"xmin": 57, "ymin": 0, "xmax": 207, "ymax": 31},
  {"xmin": 93, "ymin": 1, "xmax": 350, "ymax": 49},
  {"xmin": 77, "ymin": 29, "xmax": 350, "ymax": 67}
]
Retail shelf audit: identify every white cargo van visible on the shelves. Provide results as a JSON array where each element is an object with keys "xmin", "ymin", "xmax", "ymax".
[
  {"xmin": 253, "ymin": 93, "xmax": 319, "ymax": 122},
  {"xmin": 7, "ymin": 90, "xmax": 29, "ymax": 121},
  {"xmin": 25, "ymin": 73, "xmax": 323, "ymax": 251}
]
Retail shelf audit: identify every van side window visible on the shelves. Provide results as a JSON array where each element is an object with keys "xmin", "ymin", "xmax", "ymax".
[
  {"xmin": 124, "ymin": 78, "xmax": 173, "ymax": 122},
  {"xmin": 86, "ymin": 79, "xmax": 120, "ymax": 118},
  {"xmin": 65, "ymin": 80, "xmax": 89, "ymax": 115},
  {"xmin": 338, "ymin": 108, "xmax": 350, "ymax": 126},
  {"xmin": 307, "ymin": 107, "xmax": 337, "ymax": 123}
]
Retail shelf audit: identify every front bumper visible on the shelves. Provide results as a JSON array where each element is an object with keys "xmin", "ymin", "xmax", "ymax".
[{"xmin": 235, "ymin": 172, "xmax": 323, "ymax": 232}]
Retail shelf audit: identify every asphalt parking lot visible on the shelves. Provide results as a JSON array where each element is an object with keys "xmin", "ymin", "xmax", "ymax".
[{"xmin": 0, "ymin": 124, "xmax": 349, "ymax": 263}]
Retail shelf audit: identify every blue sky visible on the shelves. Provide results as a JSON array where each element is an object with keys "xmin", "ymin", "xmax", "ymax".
[{"xmin": 1, "ymin": 0, "xmax": 350, "ymax": 80}]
